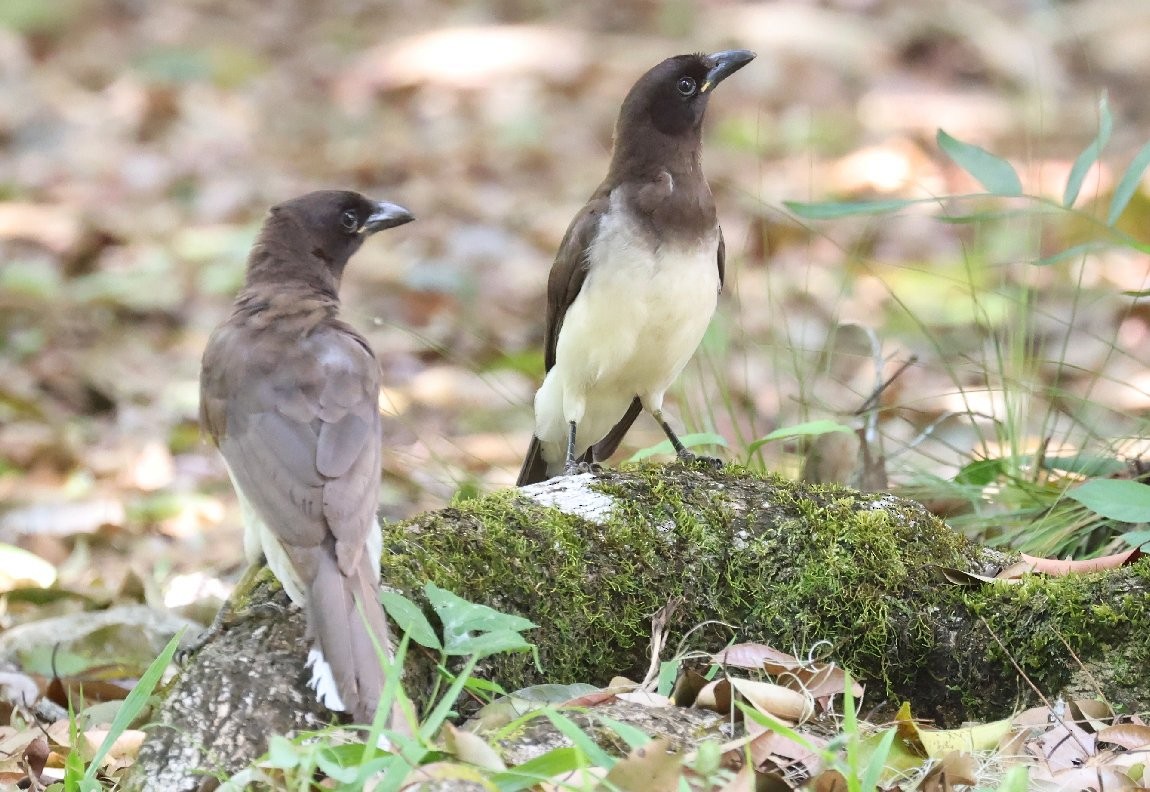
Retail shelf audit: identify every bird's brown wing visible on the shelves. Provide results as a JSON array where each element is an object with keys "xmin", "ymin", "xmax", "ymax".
[
  {"xmin": 543, "ymin": 189, "xmax": 609, "ymax": 371},
  {"xmin": 201, "ymin": 318, "xmax": 382, "ymax": 576},
  {"xmin": 516, "ymin": 189, "xmax": 609, "ymax": 486}
]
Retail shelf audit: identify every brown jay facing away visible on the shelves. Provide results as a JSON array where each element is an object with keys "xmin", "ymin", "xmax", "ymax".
[
  {"xmin": 516, "ymin": 49, "xmax": 755, "ymax": 486},
  {"xmin": 199, "ymin": 190, "xmax": 413, "ymax": 725}
]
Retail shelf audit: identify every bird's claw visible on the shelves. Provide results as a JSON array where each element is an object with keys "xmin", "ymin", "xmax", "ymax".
[
  {"xmin": 564, "ymin": 460, "xmax": 600, "ymax": 476},
  {"xmin": 677, "ymin": 451, "xmax": 723, "ymax": 471}
]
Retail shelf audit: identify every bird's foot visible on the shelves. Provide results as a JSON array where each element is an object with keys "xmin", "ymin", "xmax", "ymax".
[
  {"xmin": 177, "ymin": 602, "xmax": 240, "ymax": 663},
  {"xmin": 677, "ymin": 451, "xmax": 723, "ymax": 471},
  {"xmin": 563, "ymin": 460, "xmax": 602, "ymax": 476}
]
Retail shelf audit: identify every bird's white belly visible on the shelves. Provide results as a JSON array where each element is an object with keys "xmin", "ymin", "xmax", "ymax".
[{"xmin": 534, "ymin": 214, "xmax": 720, "ymax": 462}]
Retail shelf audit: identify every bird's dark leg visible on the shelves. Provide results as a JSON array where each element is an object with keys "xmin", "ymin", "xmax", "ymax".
[
  {"xmin": 563, "ymin": 421, "xmax": 598, "ymax": 475},
  {"xmin": 654, "ymin": 410, "xmax": 722, "ymax": 469}
]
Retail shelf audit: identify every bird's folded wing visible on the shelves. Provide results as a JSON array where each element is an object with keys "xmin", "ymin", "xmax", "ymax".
[
  {"xmin": 543, "ymin": 190, "xmax": 609, "ymax": 372},
  {"xmin": 210, "ymin": 326, "xmax": 382, "ymax": 577}
]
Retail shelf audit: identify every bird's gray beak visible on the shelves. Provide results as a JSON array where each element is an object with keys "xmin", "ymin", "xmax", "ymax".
[
  {"xmin": 700, "ymin": 49, "xmax": 756, "ymax": 94},
  {"xmin": 361, "ymin": 201, "xmax": 415, "ymax": 234}
]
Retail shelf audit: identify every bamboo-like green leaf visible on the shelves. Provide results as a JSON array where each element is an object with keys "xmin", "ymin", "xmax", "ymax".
[
  {"xmin": 785, "ymin": 198, "xmax": 924, "ymax": 219},
  {"xmin": 937, "ymin": 129, "xmax": 1022, "ymax": 196},
  {"xmin": 1032, "ymin": 241, "xmax": 1109, "ymax": 267},
  {"xmin": 628, "ymin": 432, "xmax": 727, "ymax": 462},
  {"xmin": 1108, "ymin": 138, "xmax": 1150, "ymax": 225},
  {"xmin": 746, "ymin": 420, "xmax": 854, "ymax": 456},
  {"xmin": 1063, "ymin": 93, "xmax": 1112, "ymax": 207}
]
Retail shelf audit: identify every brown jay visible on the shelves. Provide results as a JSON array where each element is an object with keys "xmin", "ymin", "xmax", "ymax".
[
  {"xmin": 200, "ymin": 190, "xmax": 413, "ymax": 725},
  {"xmin": 517, "ymin": 49, "xmax": 754, "ymax": 486}
]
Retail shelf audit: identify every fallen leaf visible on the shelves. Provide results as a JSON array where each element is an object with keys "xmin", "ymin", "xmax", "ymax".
[
  {"xmin": 1097, "ymin": 723, "xmax": 1150, "ymax": 751},
  {"xmin": 919, "ymin": 751, "xmax": 978, "ymax": 792},
  {"xmin": 696, "ymin": 678, "xmax": 732, "ymax": 714},
  {"xmin": 597, "ymin": 738, "xmax": 681, "ymax": 792},
  {"xmin": 729, "ymin": 678, "xmax": 813, "ymax": 723},
  {"xmin": 780, "ymin": 663, "xmax": 864, "ymax": 701},
  {"xmin": 716, "ymin": 763, "xmax": 756, "ymax": 792},
  {"xmin": 711, "ymin": 643, "xmax": 803, "ymax": 673},
  {"xmin": 442, "ymin": 723, "xmax": 506, "ymax": 771},
  {"xmin": 999, "ymin": 549, "xmax": 1142, "ymax": 578},
  {"xmin": 1046, "ymin": 765, "xmax": 1136, "ymax": 790}
]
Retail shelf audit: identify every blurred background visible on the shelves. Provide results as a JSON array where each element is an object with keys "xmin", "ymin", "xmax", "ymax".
[{"xmin": 3, "ymin": 0, "xmax": 1150, "ymax": 620}]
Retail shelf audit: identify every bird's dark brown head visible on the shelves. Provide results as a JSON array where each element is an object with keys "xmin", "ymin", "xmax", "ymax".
[
  {"xmin": 245, "ymin": 190, "xmax": 414, "ymax": 294},
  {"xmin": 610, "ymin": 49, "xmax": 754, "ymax": 175}
]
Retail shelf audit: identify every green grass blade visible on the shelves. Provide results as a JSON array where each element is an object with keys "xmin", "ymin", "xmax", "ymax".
[
  {"xmin": 859, "ymin": 727, "xmax": 897, "ymax": 792},
  {"xmin": 491, "ymin": 746, "xmax": 585, "ymax": 791},
  {"xmin": 937, "ymin": 129, "xmax": 1022, "ymax": 196},
  {"xmin": 592, "ymin": 715, "xmax": 652, "ymax": 750},
  {"xmin": 419, "ymin": 655, "xmax": 480, "ymax": 742},
  {"xmin": 82, "ymin": 630, "xmax": 183, "ymax": 783},
  {"xmin": 541, "ymin": 709, "xmax": 616, "ymax": 769}
]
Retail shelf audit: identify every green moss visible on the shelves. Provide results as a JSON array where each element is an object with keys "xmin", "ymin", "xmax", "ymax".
[
  {"xmin": 378, "ymin": 464, "xmax": 1149, "ymax": 723},
  {"xmin": 965, "ymin": 558, "xmax": 1150, "ymax": 714}
]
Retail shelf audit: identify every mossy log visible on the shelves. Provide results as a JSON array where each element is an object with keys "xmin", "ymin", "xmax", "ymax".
[{"xmin": 128, "ymin": 465, "xmax": 1150, "ymax": 789}]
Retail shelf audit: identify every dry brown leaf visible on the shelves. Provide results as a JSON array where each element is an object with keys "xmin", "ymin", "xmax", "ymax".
[
  {"xmin": 997, "ymin": 727, "xmax": 1030, "ymax": 763},
  {"xmin": 671, "ymin": 666, "xmax": 710, "ymax": 706},
  {"xmin": 999, "ymin": 549, "xmax": 1142, "ymax": 578},
  {"xmin": 441, "ymin": 723, "xmax": 506, "ymax": 771},
  {"xmin": 1028, "ymin": 721, "xmax": 1096, "ymax": 773},
  {"xmin": 746, "ymin": 720, "xmax": 825, "ymax": 778},
  {"xmin": 729, "ymin": 678, "xmax": 813, "ymax": 724},
  {"xmin": 696, "ymin": 678, "xmax": 732, "ymax": 713},
  {"xmin": 938, "ymin": 566, "xmax": 1022, "ymax": 586},
  {"xmin": 1046, "ymin": 765, "xmax": 1137, "ymax": 790},
  {"xmin": 0, "ymin": 728, "xmax": 40, "ymax": 784},
  {"xmin": 919, "ymin": 751, "xmax": 978, "ymax": 792},
  {"xmin": 716, "ymin": 763, "xmax": 756, "ymax": 792},
  {"xmin": 615, "ymin": 689, "xmax": 673, "ymax": 707},
  {"xmin": 779, "ymin": 664, "xmax": 864, "ymax": 701},
  {"xmin": 812, "ymin": 768, "xmax": 849, "ymax": 792},
  {"xmin": 597, "ymin": 738, "xmax": 682, "ymax": 792},
  {"xmin": 1070, "ymin": 699, "xmax": 1117, "ymax": 732},
  {"xmin": 562, "ymin": 689, "xmax": 620, "ymax": 708},
  {"xmin": 1014, "ymin": 703, "xmax": 1057, "ymax": 729},
  {"xmin": 1097, "ymin": 723, "xmax": 1150, "ymax": 751},
  {"xmin": 711, "ymin": 643, "xmax": 803, "ymax": 674}
]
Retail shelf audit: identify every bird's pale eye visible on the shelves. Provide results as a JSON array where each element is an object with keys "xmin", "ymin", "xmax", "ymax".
[
  {"xmin": 340, "ymin": 209, "xmax": 359, "ymax": 232},
  {"xmin": 676, "ymin": 76, "xmax": 697, "ymax": 96}
]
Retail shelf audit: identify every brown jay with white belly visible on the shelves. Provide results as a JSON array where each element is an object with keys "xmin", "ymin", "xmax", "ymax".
[
  {"xmin": 517, "ymin": 49, "xmax": 755, "ymax": 486},
  {"xmin": 200, "ymin": 190, "xmax": 413, "ymax": 725}
]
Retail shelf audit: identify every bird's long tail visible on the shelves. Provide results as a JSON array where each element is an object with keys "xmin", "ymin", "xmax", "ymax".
[
  {"xmin": 516, "ymin": 435, "xmax": 550, "ymax": 486},
  {"xmin": 307, "ymin": 551, "xmax": 405, "ymax": 728}
]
